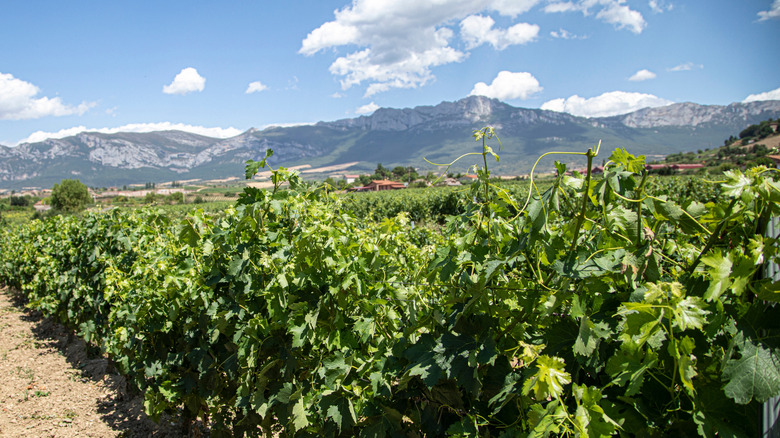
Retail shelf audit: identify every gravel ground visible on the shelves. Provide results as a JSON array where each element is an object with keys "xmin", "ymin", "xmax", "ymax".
[{"xmin": 0, "ymin": 287, "xmax": 185, "ymax": 437}]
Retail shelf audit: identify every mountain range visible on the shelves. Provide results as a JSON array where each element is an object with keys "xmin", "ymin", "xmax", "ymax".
[{"xmin": 2, "ymin": 96, "xmax": 779, "ymax": 189}]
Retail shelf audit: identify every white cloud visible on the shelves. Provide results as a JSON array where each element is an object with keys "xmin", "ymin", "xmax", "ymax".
[
  {"xmin": 629, "ymin": 69, "xmax": 656, "ymax": 81},
  {"xmin": 490, "ymin": 0, "xmax": 542, "ymax": 17},
  {"xmin": 330, "ymin": 92, "xmax": 344, "ymax": 98},
  {"xmin": 356, "ymin": 102, "xmax": 380, "ymax": 115},
  {"xmin": 648, "ymin": 0, "xmax": 673, "ymax": 13},
  {"xmin": 544, "ymin": 0, "xmax": 646, "ymax": 33},
  {"xmin": 668, "ymin": 62, "xmax": 703, "ymax": 72},
  {"xmin": 550, "ymin": 28, "xmax": 586, "ymax": 39},
  {"xmin": 758, "ymin": 0, "xmax": 780, "ymax": 21},
  {"xmin": 299, "ymin": 1, "xmax": 550, "ymax": 96},
  {"xmin": 541, "ymin": 91, "xmax": 673, "ymax": 117},
  {"xmin": 0, "ymin": 72, "xmax": 95, "ymax": 120},
  {"xmin": 246, "ymin": 81, "xmax": 268, "ymax": 94},
  {"xmin": 596, "ymin": 2, "xmax": 646, "ymax": 33},
  {"xmin": 15, "ymin": 122, "xmax": 242, "ymax": 146},
  {"xmin": 460, "ymin": 15, "xmax": 539, "ymax": 49},
  {"xmin": 743, "ymin": 87, "xmax": 780, "ymax": 103},
  {"xmin": 470, "ymin": 71, "xmax": 542, "ymax": 100},
  {"xmin": 162, "ymin": 67, "xmax": 206, "ymax": 95},
  {"xmin": 300, "ymin": 0, "xmax": 651, "ymax": 96}
]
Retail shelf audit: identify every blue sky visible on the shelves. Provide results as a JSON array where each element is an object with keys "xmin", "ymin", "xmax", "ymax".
[{"xmin": 1, "ymin": 0, "xmax": 779, "ymax": 146}]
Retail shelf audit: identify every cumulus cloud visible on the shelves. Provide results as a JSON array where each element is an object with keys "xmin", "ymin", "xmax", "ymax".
[
  {"xmin": 758, "ymin": 0, "xmax": 780, "ymax": 21},
  {"xmin": 0, "ymin": 72, "xmax": 95, "ymax": 120},
  {"xmin": 668, "ymin": 62, "xmax": 703, "ymax": 72},
  {"xmin": 629, "ymin": 69, "xmax": 656, "ymax": 81},
  {"xmin": 246, "ymin": 81, "xmax": 268, "ymax": 94},
  {"xmin": 163, "ymin": 67, "xmax": 206, "ymax": 95},
  {"xmin": 743, "ymin": 87, "xmax": 780, "ymax": 103},
  {"xmin": 299, "ymin": 0, "xmax": 650, "ymax": 96},
  {"xmin": 356, "ymin": 102, "xmax": 380, "ymax": 115},
  {"xmin": 16, "ymin": 122, "xmax": 242, "ymax": 146},
  {"xmin": 470, "ymin": 71, "xmax": 542, "ymax": 100},
  {"xmin": 299, "ymin": 1, "xmax": 551, "ymax": 96},
  {"xmin": 541, "ymin": 91, "xmax": 673, "ymax": 117},
  {"xmin": 460, "ymin": 15, "xmax": 539, "ymax": 49},
  {"xmin": 544, "ymin": 0, "xmax": 646, "ymax": 33}
]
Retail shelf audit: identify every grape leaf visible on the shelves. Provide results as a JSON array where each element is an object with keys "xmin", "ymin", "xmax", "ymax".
[
  {"xmin": 673, "ymin": 297, "xmax": 708, "ymax": 331},
  {"xmin": 292, "ymin": 398, "xmax": 310, "ymax": 431},
  {"xmin": 722, "ymin": 333, "xmax": 780, "ymax": 404},
  {"xmin": 700, "ymin": 250, "xmax": 732, "ymax": 302},
  {"xmin": 573, "ymin": 317, "xmax": 610, "ymax": 357},
  {"xmin": 523, "ymin": 355, "xmax": 571, "ymax": 400}
]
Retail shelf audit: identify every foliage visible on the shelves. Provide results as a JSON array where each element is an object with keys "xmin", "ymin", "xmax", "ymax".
[
  {"xmin": 9, "ymin": 195, "xmax": 32, "ymax": 207},
  {"xmin": 50, "ymin": 179, "xmax": 91, "ymax": 213},
  {"xmin": 740, "ymin": 119, "xmax": 777, "ymax": 140},
  {"xmin": 1, "ymin": 133, "xmax": 780, "ymax": 436}
]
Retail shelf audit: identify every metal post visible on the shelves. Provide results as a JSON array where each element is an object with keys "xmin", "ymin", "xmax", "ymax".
[{"xmin": 764, "ymin": 216, "xmax": 780, "ymax": 437}]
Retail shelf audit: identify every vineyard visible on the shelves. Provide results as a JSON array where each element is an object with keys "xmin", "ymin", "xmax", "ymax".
[{"xmin": 1, "ymin": 131, "xmax": 779, "ymax": 437}]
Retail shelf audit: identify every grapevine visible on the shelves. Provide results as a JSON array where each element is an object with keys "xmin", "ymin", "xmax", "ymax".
[{"xmin": 0, "ymin": 130, "xmax": 779, "ymax": 436}]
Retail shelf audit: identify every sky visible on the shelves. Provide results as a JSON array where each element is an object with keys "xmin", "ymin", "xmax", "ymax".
[{"xmin": 1, "ymin": 0, "xmax": 779, "ymax": 146}]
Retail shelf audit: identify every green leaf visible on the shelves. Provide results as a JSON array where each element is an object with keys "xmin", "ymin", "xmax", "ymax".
[
  {"xmin": 673, "ymin": 297, "xmax": 708, "ymax": 331},
  {"xmin": 609, "ymin": 149, "xmax": 646, "ymax": 174},
  {"xmin": 721, "ymin": 170, "xmax": 751, "ymax": 199},
  {"xmin": 756, "ymin": 280, "xmax": 780, "ymax": 302},
  {"xmin": 318, "ymin": 353, "xmax": 352, "ymax": 389},
  {"xmin": 292, "ymin": 397, "xmax": 310, "ymax": 431},
  {"xmin": 573, "ymin": 384, "xmax": 618, "ymax": 437},
  {"xmin": 617, "ymin": 302, "xmax": 666, "ymax": 350},
  {"xmin": 573, "ymin": 316, "xmax": 610, "ymax": 357},
  {"xmin": 606, "ymin": 347, "xmax": 658, "ymax": 396},
  {"xmin": 245, "ymin": 149, "xmax": 274, "ymax": 179},
  {"xmin": 671, "ymin": 336, "xmax": 698, "ymax": 396},
  {"xmin": 527, "ymin": 400, "xmax": 563, "ymax": 437},
  {"xmin": 700, "ymin": 250, "xmax": 732, "ymax": 302},
  {"xmin": 722, "ymin": 332, "xmax": 780, "ymax": 404},
  {"xmin": 522, "ymin": 355, "xmax": 571, "ymax": 400}
]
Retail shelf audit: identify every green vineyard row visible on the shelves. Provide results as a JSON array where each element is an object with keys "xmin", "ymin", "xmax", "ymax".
[{"xmin": 1, "ymin": 139, "xmax": 779, "ymax": 437}]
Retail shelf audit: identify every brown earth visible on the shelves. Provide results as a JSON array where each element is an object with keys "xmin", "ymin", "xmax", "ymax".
[{"xmin": 0, "ymin": 287, "xmax": 185, "ymax": 437}]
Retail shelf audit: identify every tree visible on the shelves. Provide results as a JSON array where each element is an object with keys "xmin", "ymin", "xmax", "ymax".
[
  {"xmin": 51, "ymin": 179, "xmax": 91, "ymax": 213},
  {"xmin": 9, "ymin": 196, "xmax": 30, "ymax": 207}
]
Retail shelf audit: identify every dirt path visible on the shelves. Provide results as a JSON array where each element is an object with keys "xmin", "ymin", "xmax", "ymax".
[{"xmin": 0, "ymin": 287, "xmax": 183, "ymax": 437}]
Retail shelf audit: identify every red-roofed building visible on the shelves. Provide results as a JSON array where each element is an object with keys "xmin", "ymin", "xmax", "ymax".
[
  {"xmin": 349, "ymin": 180, "xmax": 406, "ymax": 192},
  {"xmin": 646, "ymin": 163, "xmax": 705, "ymax": 172}
]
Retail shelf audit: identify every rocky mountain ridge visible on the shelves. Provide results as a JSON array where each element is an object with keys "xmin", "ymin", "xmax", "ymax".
[
  {"xmin": 1, "ymin": 96, "xmax": 779, "ymax": 189},
  {"xmin": 607, "ymin": 100, "xmax": 780, "ymax": 128}
]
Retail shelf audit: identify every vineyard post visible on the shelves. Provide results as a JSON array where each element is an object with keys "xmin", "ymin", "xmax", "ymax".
[{"xmin": 764, "ymin": 215, "xmax": 780, "ymax": 436}]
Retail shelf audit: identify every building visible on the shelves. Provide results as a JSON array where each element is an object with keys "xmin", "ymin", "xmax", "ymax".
[
  {"xmin": 343, "ymin": 174, "xmax": 361, "ymax": 184},
  {"xmin": 349, "ymin": 180, "xmax": 406, "ymax": 192},
  {"xmin": 645, "ymin": 163, "xmax": 705, "ymax": 172}
]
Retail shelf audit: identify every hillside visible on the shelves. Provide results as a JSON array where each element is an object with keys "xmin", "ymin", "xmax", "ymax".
[
  {"xmin": 652, "ymin": 118, "xmax": 780, "ymax": 173},
  {"xmin": 1, "ymin": 96, "xmax": 780, "ymax": 190}
]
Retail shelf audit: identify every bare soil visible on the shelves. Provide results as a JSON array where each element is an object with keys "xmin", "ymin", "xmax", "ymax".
[{"xmin": 0, "ymin": 287, "xmax": 185, "ymax": 437}]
